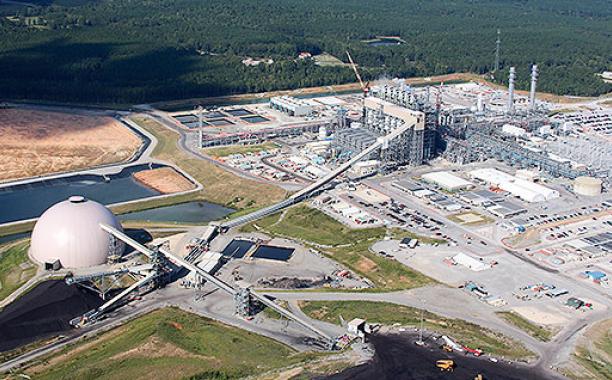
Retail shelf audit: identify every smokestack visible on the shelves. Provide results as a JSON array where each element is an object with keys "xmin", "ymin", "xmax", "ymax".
[
  {"xmin": 529, "ymin": 64, "xmax": 538, "ymax": 111},
  {"xmin": 507, "ymin": 67, "xmax": 515, "ymax": 113}
]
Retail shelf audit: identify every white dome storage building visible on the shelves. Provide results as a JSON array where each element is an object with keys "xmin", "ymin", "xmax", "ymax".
[{"xmin": 30, "ymin": 196, "xmax": 125, "ymax": 269}]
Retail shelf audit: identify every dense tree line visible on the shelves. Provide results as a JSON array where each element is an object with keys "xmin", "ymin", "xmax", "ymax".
[{"xmin": 0, "ymin": 0, "xmax": 610, "ymax": 104}]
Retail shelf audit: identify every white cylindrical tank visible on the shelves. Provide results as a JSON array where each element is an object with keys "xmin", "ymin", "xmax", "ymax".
[
  {"xmin": 574, "ymin": 177, "xmax": 602, "ymax": 196},
  {"xmin": 318, "ymin": 126, "xmax": 327, "ymax": 140},
  {"xmin": 30, "ymin": 196, "xmax": 125, "ymax": 268},
  {"xmin": 476, "ymin": 94, "xmax": 485, "ymax": 112}
]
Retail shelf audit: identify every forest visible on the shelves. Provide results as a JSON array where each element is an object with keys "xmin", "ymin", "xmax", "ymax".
[{"xmin": 0, "ymin": 0, "xmax": 610, "ymax": 104}]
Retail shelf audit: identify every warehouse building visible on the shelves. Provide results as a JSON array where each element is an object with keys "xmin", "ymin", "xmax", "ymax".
[
  {"xmin": 270, "ymin": 96, "xmax": 313, "ymax": 116},
  {"xmin": 421, "ymin": 171, "xmax": 474, "ymax": 191},
  {"xmin": 469, "ymin": 168, "xmax": 559, "ymax": 203}
]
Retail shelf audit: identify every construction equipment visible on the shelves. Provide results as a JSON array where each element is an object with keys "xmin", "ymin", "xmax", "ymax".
[
  {"xmin": 441, "ymin": 344, "xmax": 453, "ymax": 352},
  {"xmin": 346, "ymin": 51, "xmax": 369, "ymax": 95},
  {"xmin": 441, "ymin": 335, "xmax": 464, "ymax": 352},
  {"xmin": 436, "ymin": 359, "xmax": 455, "ymax": 372},
  {"xmin": 463, "ymin": 345, "xmax": 483, "ymax": 356}
]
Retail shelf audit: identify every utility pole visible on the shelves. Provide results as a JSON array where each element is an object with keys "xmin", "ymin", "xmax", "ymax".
[
  {"xmin": 196, "ymin": 105, "xmax": 204, "ymax": 149},
  {"xmin": 416, "ymin": 299, "xmax": 425, "ymax": 346},
  {"xmin": 494, "ymin": 29, "xmax": 501, "ymax": 73}
]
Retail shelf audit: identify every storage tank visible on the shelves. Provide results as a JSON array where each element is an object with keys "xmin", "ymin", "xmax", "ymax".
[
  {"xmin": 574, "ymin": 177, "xmax": 602, "ymax": 196},
  {"xmin": 30, "ymin": 196, "xmax": 125, "ymax": 269},
  {"xmin": 318, "ymin": 126, "xmax": 327, "ymax": 140}
]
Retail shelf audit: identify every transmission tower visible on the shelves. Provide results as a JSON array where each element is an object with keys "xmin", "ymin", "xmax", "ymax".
[{"xmin": 494, "ymin": 29, "xmax": 501, "ymax": 73}]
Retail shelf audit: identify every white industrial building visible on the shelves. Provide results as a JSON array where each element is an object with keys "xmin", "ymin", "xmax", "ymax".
[
  {"xmin": 421, "ymin": 171, "xmax": 474, "ymax": 191},
  {"xmin": 30, "ymin": 196, "xmax": 125, "ymax": 269},
  {"xmin": 184, "ymin": 251, "xmax": 223, "ymax": 288},
  {"xmin": 270, "ymin": 96, "xmax": 313, "ymax": 116},
  {"xmin": 453, "ymin": 253, "xmax": 491, "ymax": 271},
  {"xmin": 469, "ymin": 168, "xmax": 559, "ymax": 203},
  {"xmin": 501, "ymin": 124, "xmax": 527, "ymax": 138}
]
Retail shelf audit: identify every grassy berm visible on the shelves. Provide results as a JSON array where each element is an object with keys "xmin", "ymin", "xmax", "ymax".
[
  {"xmin": 301, "ymin": 300, "xmax": 535, "ymax": 360},
  {"xmin": 0, "ymin": 240, "xmax": 36, "ymax": 301},
  {"xmin": 25, "ymin": 307, "xmax": 322, "ymax": 380}
]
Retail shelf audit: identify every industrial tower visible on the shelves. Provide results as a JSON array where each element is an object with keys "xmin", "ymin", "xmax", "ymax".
[{"xmin": 494, "ymin": 29, "xmax": 501, "ymax": 73}]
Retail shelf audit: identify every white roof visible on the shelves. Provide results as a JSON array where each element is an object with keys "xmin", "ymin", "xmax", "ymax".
[
  {"xmin": 421, "ymin": 171, "xmax": 473, "ymax": 190},
  {"xmin": 413, "ymin": 189, "xmax": 435, "ymax": 197},
  {"xmin": 469, "ymin": 168, "xmax": 514, "ymax": 186},
  {"xmin": 453, "ymin": 253, "xmax": 490, "ymax": 271},
  {"xmin": 469, "ymin": 168, "xmax": 558, "ymax": 202},
  {"xmin": 30, "ymin": 196, "xmax": 124, "ymax": 268}
]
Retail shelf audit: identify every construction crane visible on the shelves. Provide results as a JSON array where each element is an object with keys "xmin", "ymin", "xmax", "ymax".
[{"xmin": 346, "ymin": 51, "xmax": 369, "ymax": 95}]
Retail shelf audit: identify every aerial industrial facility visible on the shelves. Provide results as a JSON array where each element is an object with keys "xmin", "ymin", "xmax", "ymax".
[{"xmin": 0, "ymin": 55, "xmax": 610, "ymax": 380}]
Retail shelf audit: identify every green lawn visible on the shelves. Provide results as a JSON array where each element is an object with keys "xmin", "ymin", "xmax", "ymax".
[
  {"xmin": 496, "ymin": 311, "xmax": 554, "ymax": 342},
  {"xmin": 247, "ymin": 204, "xmax": 386, "ymax": 246},
  {"xmin": 28, "ymin": 307, "xmax": 322, "ymax": 380},
  {"xmin": 301, "ymin": 301, "xmax": 534, "ymax": 360},
  {"xmin": 203, "ymin": 142, "xmax": 279, "ymax": 157},
  {"xmin": 0, "ymin": 240, "xmax": 36, "ymax": 301},
  {"xmin": 243, "ymin": 204, "xmax": 435, "ymax": 291}
]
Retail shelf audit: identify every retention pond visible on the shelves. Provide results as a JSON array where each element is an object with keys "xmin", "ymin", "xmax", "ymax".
[
  {"xmin": 119, "ymin": 201, "xmax": 234, "ymax": 223},
  {"xmin": 0, "ymin": 164, "xmax": 167, "ymax": 224}
]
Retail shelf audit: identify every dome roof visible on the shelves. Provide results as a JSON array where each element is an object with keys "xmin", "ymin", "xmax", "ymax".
[{"xmin": 30, "ymin": 196, "xmax": 124, "ymax": 268}]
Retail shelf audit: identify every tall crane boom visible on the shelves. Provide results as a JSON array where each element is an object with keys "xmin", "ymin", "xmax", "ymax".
[{"xmin": 346, "ymin": 51, "xmax": 365, "ymax": 92}]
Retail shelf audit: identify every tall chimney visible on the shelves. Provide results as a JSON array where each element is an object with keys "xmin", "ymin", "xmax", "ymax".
[
  {"xmin": 529, "ymin": 64, "xmax": 538, "ymax": 111},
  {"xmin": 507, "ymin": 67, "xmax": 516, "ymax": 113}
]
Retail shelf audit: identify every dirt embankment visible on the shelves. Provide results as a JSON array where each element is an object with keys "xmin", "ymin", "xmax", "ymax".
[
  {"xmin": 0, "ymin": 108, "xmax": 141, "ymax": 182},
  {"xmin": 133, "ymin": 167, "xmax": 196, "ymax": 194}
]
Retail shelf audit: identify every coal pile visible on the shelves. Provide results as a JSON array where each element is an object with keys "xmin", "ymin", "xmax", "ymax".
[
  {"xmin": 0, "ymin": 280, "xmax": 102, "ymax": 352},
  {"xmin": 321, "ymin": 333, "xmax": 559, "ymax": 380},
  {"xmin": 258, "ymin": 276, "xmax": 332, "ymax": 289}
]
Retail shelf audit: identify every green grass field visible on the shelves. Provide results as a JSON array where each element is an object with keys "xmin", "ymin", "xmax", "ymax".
[
  {"xmin": 243, "ymin": 204, "xmax": 435, "ymax": 291},
  {"xmin": 203, "ymin": 142, "xmax": 279, "ymax": 158},
  {"xmin": 496, "ymin": 311, "xmax": 555, "ymax": 342},
  {"xmin": 301, "ymin": 301, "xmax": 534, "ymax": 360},
  {"xmin": 0, "ymin": 240, "xmax": 36, "ymax": 301},
  {"xmin": 27, "ymin": 307, "xmax": 322, "ymax": 380}
]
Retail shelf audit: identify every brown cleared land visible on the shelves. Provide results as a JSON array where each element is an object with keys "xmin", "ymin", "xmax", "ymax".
[
  {"xmin": 133, "ymin": 167, "xmax": 196, "ymax": 194},
  {"xmin": 152, "ymin": 72, "xmax": 609, "ymax": 111},
  {"xmin": 0, "ymin": 108, "xmax": 141, "ymax": 182}
]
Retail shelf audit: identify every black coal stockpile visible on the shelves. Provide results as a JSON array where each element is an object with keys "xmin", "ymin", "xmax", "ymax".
[
  {"xmin": 0, "ymin": 280, "xmax": 102, "ymax": 352},
  {"xmin": 321, "ymin": 334, "xmax": 558, "ymax": 380}
]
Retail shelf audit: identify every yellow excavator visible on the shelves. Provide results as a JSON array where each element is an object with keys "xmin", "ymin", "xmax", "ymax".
[{"xmin": 436, "ymin": 360, "xmax": 455, "ymax": 372}]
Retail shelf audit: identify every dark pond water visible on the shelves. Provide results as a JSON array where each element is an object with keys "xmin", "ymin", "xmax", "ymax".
[
  {"xmin": 242, "ymin": 115, "xmax": 270, "ymax": 123},
  {"xmin": 252, "ymin": 245, "xmax": 294, "ymax": 261},
  {"xmin": 0, "ymin": 164, "xmax": 166, "ymax": 224},
  {"xmin": 221, "ymin": 239, "xmax": 254, "ymax": 259},
  {"xmin": 119, "ymin": 201, "xmax": 234, "ymax": 223}
]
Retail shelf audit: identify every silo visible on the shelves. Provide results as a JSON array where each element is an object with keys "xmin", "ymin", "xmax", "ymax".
[{"xmin": 574, "ymin": 177, "xmax": 602, "ymax": 196}]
